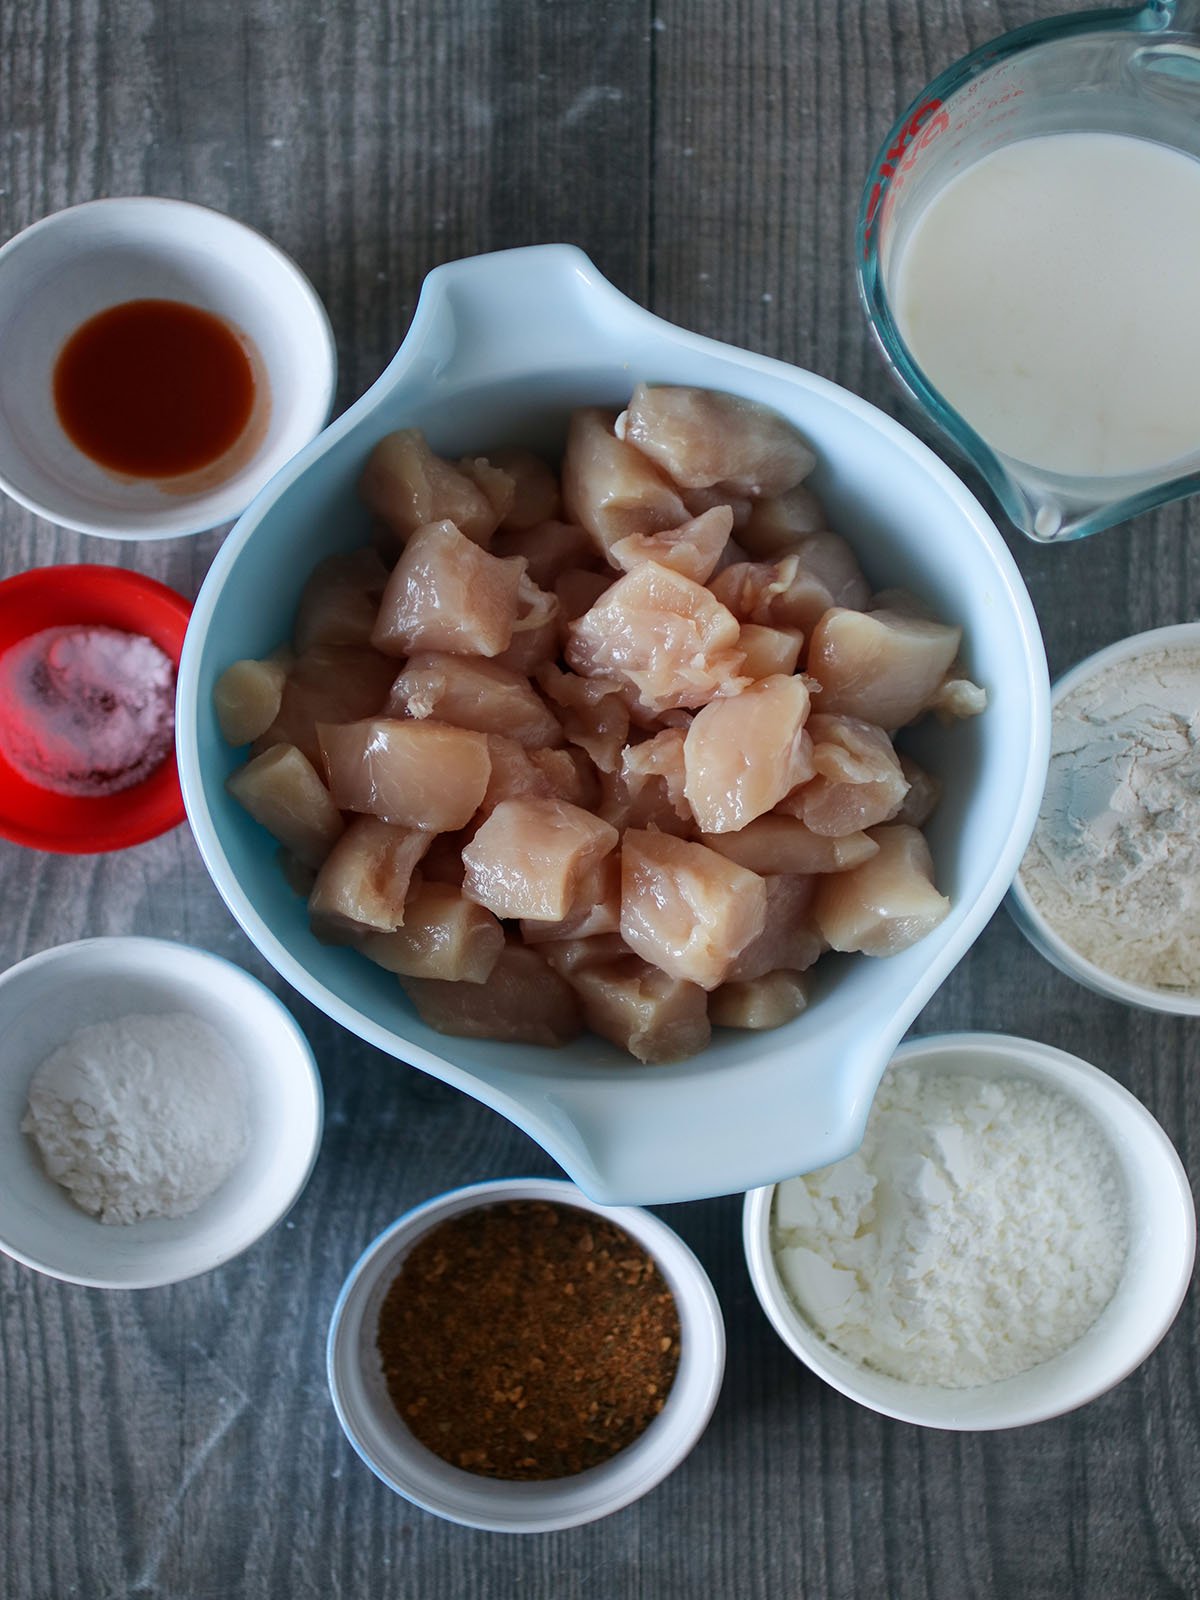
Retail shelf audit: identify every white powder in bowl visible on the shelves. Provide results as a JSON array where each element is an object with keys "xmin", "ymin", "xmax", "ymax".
[
  {"xmin": 771, "ymin": 1064, "xmax": 1128, "ymax": 1388},
  {"xmin": 22, "ymin": 1012, "xmax": 249, "ymax": 1225}
]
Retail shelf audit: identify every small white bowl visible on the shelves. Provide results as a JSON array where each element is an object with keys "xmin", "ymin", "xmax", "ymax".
[
  {"xmin": 743, "ymin": 1032, "xmax": 1195, "ymax": 1431},
  {"xmin": 0, "ymin": 936, "xmax": 323, "ymax": 1288},
  {"xmin": 0, "ymin": 198, "xmax": 336, "ymax": 539},
  {"xmin": 1007, "ymin": 622, "xmax": 1200, "ymax": 1016},
  {"xmin": 327, "ymin": 1177, "xmax": 726, "ymax": 1532}
]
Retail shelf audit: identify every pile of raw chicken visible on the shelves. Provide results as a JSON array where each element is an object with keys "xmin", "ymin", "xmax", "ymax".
[{"xmin": 217, "ymin": 386, "xmax": 984, "ymax": 1063}]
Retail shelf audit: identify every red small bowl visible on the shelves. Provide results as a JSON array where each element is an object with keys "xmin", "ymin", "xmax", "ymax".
[{"xmin": 0, "ymin": 564, "xmax": 192, "ymax": 852}]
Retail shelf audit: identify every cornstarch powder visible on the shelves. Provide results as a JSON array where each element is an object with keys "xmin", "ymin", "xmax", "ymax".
[
  {"xmin": 772, "ymin": 1065, "xmax": 1128, "ymax": 1388},
  {"xmin": 1018, "ymin": 643, "xmax": 1200, "ymax": 995},
  {"xmin": 23, "ymin": 1012, "xmax": 248, "ymax": 1225}
]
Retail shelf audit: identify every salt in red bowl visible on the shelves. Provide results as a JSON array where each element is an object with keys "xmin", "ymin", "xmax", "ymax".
[{"xmin": 0, "ymin": 564, "xmax": 191, "ymax": 852}]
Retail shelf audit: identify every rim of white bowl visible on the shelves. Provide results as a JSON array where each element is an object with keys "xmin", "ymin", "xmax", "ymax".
[
  {"xmin": 1007, "ymin": 621, "xmax": 1200, "ymax": 1017},
  {"xmin": 0, "ymin": 935, "xmax": 324, "ymax": 1288},
  {"xmin": 327, "ymin": 1176, "xmax": 726, "ymax": 1531},
  {"xmin": 742, "ymin": 1031, "xmax": 1196, "ymax": 1431},
  {"xmin": 0, "ymin": 196, "xmax": 337, "ymax": 539}
]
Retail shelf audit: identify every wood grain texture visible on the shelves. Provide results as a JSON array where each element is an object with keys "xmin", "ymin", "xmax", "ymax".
[{"xmin": 2, "ymin": 1, "xmax": 1199, "ymax": 1596}]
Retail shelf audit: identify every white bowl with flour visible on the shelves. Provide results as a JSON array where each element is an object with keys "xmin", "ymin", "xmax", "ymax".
[
  {"xmin": 1007, "ymin": 622, "xmax": 1200, "ymax": 1016},
  {"xmin": 0, "ymin": 936, "xmax": 323, "ymax": 1288},
  {"xmin": 743, "ymin": 1033, "xmax": 1195, "ymax": 1431}
]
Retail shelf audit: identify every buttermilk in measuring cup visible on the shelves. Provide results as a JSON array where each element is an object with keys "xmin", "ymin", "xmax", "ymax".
[{"xmin": 891, "ymin": 132, "xmax": 1200, "ymax": 480}]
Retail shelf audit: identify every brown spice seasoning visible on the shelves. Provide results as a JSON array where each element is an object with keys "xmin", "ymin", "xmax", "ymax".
[{"xmin": 376, "ymin": 1199, "xmax": 682, "ymax": 1480}]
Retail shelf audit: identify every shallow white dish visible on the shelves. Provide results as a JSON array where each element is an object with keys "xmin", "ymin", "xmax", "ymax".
[
  {"xmin": 177, "ymin": 242, "xmax": 1049, "ymax": 1205},
  {"xmin": 326, "ymin": 1176, "xmax": 726, "ymax": 1533},
  {"xmin": 1007, "ymin": 621, "xmax": 1200, "ymax": 1016},
  {"xmin": 0, "ymin": 936, "xmax": 323, "ymax": 1288},
  {"xmin": 0, "ymin": 197, "xmax": 336, "ymax": 539},
  {"xmin": 743, "ymin": 1032, "xmax": 1196, "ymax": 1430}
]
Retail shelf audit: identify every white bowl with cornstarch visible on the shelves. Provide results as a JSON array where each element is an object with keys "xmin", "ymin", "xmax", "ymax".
[
  {"xmin": 743, "ymin": 1033, "xmax": 1195, "ymax": 1430},
  {"xmin": 1008, "ymin": 622, "xmax": 1200, "ymax": 1015},
  {"xmin": 0, "ymin": 936, "xmax": 322, "ymax": 1288}
]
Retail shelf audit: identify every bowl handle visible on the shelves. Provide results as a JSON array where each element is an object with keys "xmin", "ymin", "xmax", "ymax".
[{"xmin": 374, "ymin": 244, "xmax": 653, "ymax": 396}]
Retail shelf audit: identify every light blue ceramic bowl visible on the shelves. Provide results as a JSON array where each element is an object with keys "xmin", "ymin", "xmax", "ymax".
[{"xmin": 176, "ymin": 244, "xmax": 1049, "ymax": 1206}]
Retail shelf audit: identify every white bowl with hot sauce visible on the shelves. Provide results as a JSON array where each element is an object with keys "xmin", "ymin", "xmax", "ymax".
[
  {"xmin": 326, "ymin": 1176, "xmax": 726, "ymax": 1532},
  {"xmin": 0, "ymin": 197, "xmax": 335, "ymax": 538},
  {"xmin": 177, "ymin": 243, "xmax": 1049, "ymax": 1205}
]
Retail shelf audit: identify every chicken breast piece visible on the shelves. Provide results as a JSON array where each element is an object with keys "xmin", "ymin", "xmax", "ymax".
[
  {"xmin": 537, "ymin": 661, "xmax": 631, "ymax": 773},
  {"xmin": 701, "ymin": 813, "xmax": 879, "ymax": 875},
  {"xmin": 308, "ymin": 817, "xmax": 431, "ymax": 937},
  {"xmin": 462, "ymin": 797, "xmax": 619, "ymax": 921},
  {"xmin": 226, "ymin": 743, "xmax": 344, "ymax": 869},
  {"xmin": 813, "ymin": 824, "xmax": 950, "ymax": 955},
  {"xmin": 520, "ymin": 852, "xmax": 622, "ymax": 945},
  {"xmin": 568, "ymin": 957, "xmax": 711, "ymax": 1064},
  {"xmin": 561, "ymin": 407, "xmax": 688, "ymax": 557},
  {"xmin": 256, "ymin": 645, "xmax": 396, "ymax": 768},
  {"xmin": 490, "ymin": 574, "xmax": 562, "ymax": 675},
  {"xmin": 490, "ymin": 520, "xmax": 596, "ymax": 588},
  {"xmin": 621, "ymin": 727, "xmax": 692, "ymax": 822},
  {"xmin": 356, "ymin": 881, "xmax": 505, "ymax": 983},
  {"xmin": 709, "ymin": 545, "xmax": 864, "ymax": 636},
  {"xmin": 620, "ymin": 829, "xmax": 767, "ymax": 990},
  {"xmin": 709, "ymin": 970, "xmax": 810, "ymax": 1030},
  {"xmin": 358, "ymin": 428, "xmax": 502, "ymax": 547},
  {"xmin": 214, "ymin": 656, "xmax": 288, "ymax": 747},
  {"xmin": 489, "ymin": 447, "xmax": 562, "ymax": 531},
  {"xmin": 725, "ymin": 874, "xmax": 825, "ymax": 982},
  {"xmin": 893, "ymin": 753, "xmax": 942, "ymax": 827},
  {"xmin": 318, "ymin": 717, "xmax": 491, "ymax": 832},
  {"xmin": 738, "ymin": 483, "xmax": 827, "ymax": 558},
  {"xmin": 399, "ymin": 943, "xmax": 582, "ymax": 1046},
  {"xmin": 371, "ymin": 519, "xmax": 526, "ymax": 659},
  {"xmin": 387, "ymin": 652, "xmax": 564, "ymax": 750},
  {"xmin": 806, "ymin": 607, "xmax": 963, "ymax": 728},
  {"xmin": 683, "ymin": 673, "xmax": 814, "ymax": 834},
  {"xmin": 781, "ymin": 713, "xmax": 909, "ymax": 837},
  {"xmin": 737, "ymin": 623, "xmax": 804, "ymax": 680},
  {"xmin": 566, "ymin": 561, "xmax": 747, "ymax": 715},
  {"xmin": 292, "ymin": 548, "xmax": 390, "ymax": 652},
  {"xmin": 609, "ymin": 504, "xmax": 734, "ymax": 585},
  {"xmin": 622, "ymin": 383, "xmax": 816, "ymax": 496}
]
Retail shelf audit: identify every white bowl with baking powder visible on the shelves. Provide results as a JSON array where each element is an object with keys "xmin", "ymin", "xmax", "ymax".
[
  {"xmin": 1007, "ymin": 621, "xmax": 1200, "ymax": 1016},
  {"xmin": 743, "ymin": 1032, "xmax": 1195, "ymax": 1431},
  {"xmin": 0, "ymin": 198, "xmax": 336, "ymax": 539},
  {"xmin": 0, "ymin": 935, "xmax": 323, "ymax": 1288},
  {"xmin": 327, "ymin": 1176, "xmax": 726, "ymax": 1532}
]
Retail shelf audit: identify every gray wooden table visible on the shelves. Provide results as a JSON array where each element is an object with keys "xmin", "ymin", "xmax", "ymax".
[{"xmin": 3, "ymin": 2, "xmax": 1198, "ymax": 1596}]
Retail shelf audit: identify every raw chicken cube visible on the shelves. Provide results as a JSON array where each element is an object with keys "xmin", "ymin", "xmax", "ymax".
[
  {"xmin": 308, "ymin": 817, "xmax": 431, "ymax": 936},
  {"xmin": 620, "ymin": 829, "xmax": 767, "ymax": 990},
  {"xmin": 555, "ymin": 567, "xmax": 614, "ymax": 621},
  {"xmin": 417, "ymin": 829, "xmax": 470, "ymax": 886},
  {"xmin": 683, "ymin": 674, "xmax": 814, "ymax": 833},
  {"xmin": 521, "ymin": 853, "xmax": 622, "ymax": 944},
  {"xmin": 894, "ymin": 753, "xmax": 942, "ymax": 827},
  {"xmin": 293, "ymin": 548, "xmax": 390, "ymax": 652},
  {"xmin": 489, "ymin": 448, "xmax": 562, "ymax": 531},
  {"xmin": 709, "ymin": 970, "xmax": 810, "ymax": 1029},
  {"xmin": 462, "ymin": 797, "xmax": 619, "ymax": 921},
  {"xmin": 781, "ymin": 713, "xmax": 909, "ymax": 837},
  {"xmin": 701, "ymin": 814, "xmax": 879, "ymax": 875},
  {"xmin": 609, "ymin": 505, "xmax": 733, "ymax": 585},
  {"xmin": 597, "ymin": 766, "xmax": 695, "ymax": 838},
  {"xmin": 737, "ymin": 624, "xmax": 804, "ymax": 679},
  {"xmin": 806, "ymin": 607, "xmax": 963, "ymax": 728},
  {"xmin": 490, "ymin": 574, "xmax": 562, "ymax": 675},
  {"xmin": 214, "ymin": 656, "xmax": 288, "ymax": 746},
  {"xmin": 257, "ymin": 645, "xmax": 396, "ymax": 767},
  {"xmin": 387, "ymin": 651, "xmax": 564, "ymax": 750},
  {"xmin": 568, "ymin": 957, "xmax": 711, "ymax": 1064},
  {"xmin": 561, "ymin": 407, "xmax": 688, "ymax": 557},
  {"xmin": 681, "ymin": 484, "xmax": 752, "ymax": 528},
  {"xmin": 813, "ymin": 824, "xmax": 950, "ymax": 955},
  {"xmin": 929, "ymin": 674, "xmax": 988, "ymax": 722},
  {"xmin": 226, "ymin": 743, "xmax": 344, "ymax": 869},
  {"xmin": 457, "ymin": 455, "xmax": 516, "ymax": 526},
  {"xmin": 399, "ymin": 943, "xmax": 582, "ymax": 1046},
  {"xmin": 357, "ymin": 881, "xmax": 505, "ymax": 983},
  {"xmin": 540, "ymin": 932, "xmax": 631, "ymax": 975},
  {"xmin": 490, "ymin": 520, "xmax": 597, "ymax": 588},
  {"xmin": 566, "ymin": 561, "xmax": 747, "ymax": 714},
  {"xmin": 371, "ymin": 519, "xmax": 526, "ymax": 659},
  {"xmin": 710, "ymin": 540, "xmax": 867, "ymax": 634},
  {"xmin": 318, "ymin": 717, "xmax": 491, "ymax": 831},
  {"xmin": 477, "ymin": 736, "xmax": 597, "ymax": 815},
  {"xmin": 358, "ymin": 429, "xmax": 501, "ymax": 546},
  {"xmin": 537, "ymin": 661, "xmax": 631, "ymax": 773},
  {"xmin": 622, "ymin": 383, "xmax": 816, "ymax": 496},
  {"xmin": 739, "ymin": 484, "xmax": 826, "ymax": 558},
  {"xmin": 621, "ymin": 728, "xmax": 692, "ymax": 822},
  {"xmin": 725, "ymin": 874, "xmax": 825, "ymax": 981}
]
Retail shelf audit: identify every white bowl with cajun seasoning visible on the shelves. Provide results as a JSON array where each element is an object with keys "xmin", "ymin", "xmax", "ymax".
[
  {"xmin": 0, "ymin": 197, "xmax": 336, "ymax": 539},
  {"xmin": 326, "ymin": 1176, "xmax": 726, "ymax": 1532}
]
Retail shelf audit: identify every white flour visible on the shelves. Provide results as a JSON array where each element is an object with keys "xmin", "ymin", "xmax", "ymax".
[
  {"xmin": 1019, "ymin": 643, "xmax": 1200, "ymax": 994},
  {"xmin": 23, "ymin": 1012, "xmax": 249, "ymax": 1225},
  {"xmin": 772, "ymin": 1065, "xmax": 1127, "ymax": 1388}
]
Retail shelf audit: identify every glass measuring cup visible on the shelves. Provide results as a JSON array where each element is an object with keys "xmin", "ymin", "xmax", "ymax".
[{"xmin": 858, "ymin": 1, "xmax": 1200, "ymax": 542}]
